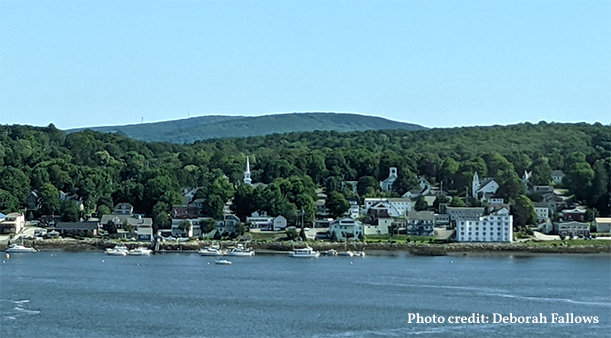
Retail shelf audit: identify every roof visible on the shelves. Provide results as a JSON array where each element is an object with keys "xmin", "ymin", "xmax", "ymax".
[
  {"xmin": 595, "ymin": 218, "xmax": 611, "ymax": 224},
  {"xmin": 55, "ymin": 222, "xmax": 99, "ymax": 230},
  {"xmin": 406, "ymin": 211, "xmax": 435, "ymax": 221},
  {"xmin": 551, "ymin": 170, "xmax": 566, "ymax": 176},
  {"xmin": 100, "ymin": 214, "xmax": 153, "ymax": 226}
]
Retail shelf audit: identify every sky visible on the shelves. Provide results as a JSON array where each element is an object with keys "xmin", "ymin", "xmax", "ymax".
[{"xmin": 0, "ymin": 0, "xmax": 609, "ymax": 129}]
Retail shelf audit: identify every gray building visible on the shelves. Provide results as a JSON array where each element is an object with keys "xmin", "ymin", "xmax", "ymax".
[{"xmin": 406, "ymin": 211, "xmax": 435, "ymax": 236}]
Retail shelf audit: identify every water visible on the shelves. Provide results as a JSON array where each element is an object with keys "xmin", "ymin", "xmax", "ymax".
[{"xmin": 1, "ymin": 252, "xmax": 610, "ymax": 337}]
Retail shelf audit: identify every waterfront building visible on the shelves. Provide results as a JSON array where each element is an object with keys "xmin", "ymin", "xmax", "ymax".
[
  {"xmin": 446, "ymin": 207, "xmax": 485, "ymax": 224},
  {"xmin": 0, "ymin": 213, "xmax": 25, "ymax": 234},
  {"xmin": 561, "ymin": 207, "xmax": 587, "ymax": 222},
  {"xmin": 405, "ymin": 211, "xmax": 435, "ymax": 236},
  {"xmin": 455, "ymin": 214, "xmax": 513, "ymax": 243},
  {"xmin": 330, "ymin": 218, "xmax": 364, "ymax": 240},
  {"xmin": 363, "ymin": 197, "xmax": 412, "ymax": 217},
  {"xmin": 554, "ymin": 221, "xmax": 590, "ymax": 238},
  {"xmin": 595, "ymin": 218, "xmax": 611, "ymax": 233},
  {"xmin": 55, "ymin": 221, "xmax": 99, "ymax": 236}
]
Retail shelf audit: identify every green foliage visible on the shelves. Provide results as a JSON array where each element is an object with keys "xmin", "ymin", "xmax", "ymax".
[
  {"xmin": 285, "ymin": 227, "xmax": 298, "ymax": 240},
  {"xmin": 326, "ymin": 191, "xmax": 350, "ymax": 218},
  {"xmin": 510, "ymin": 195, "xmax": 537, "ymax": 227},
  {"xmin": 60, "ymin": 201, "xmax": 80, "ymax": 222},
  {"xmin": 178, "ymin": 220, "xmax": 191, "ymax": 234},
  {"xmin": 200, "ymin": 218, "xmax": 217, "ymax": 235},
  {"xmin": 415, "ymin": 196, "xmax": 429, "ymax": 211},
  {"xmin": 450, "ymin": 197, "xmax": 466, "ymax": 207}
]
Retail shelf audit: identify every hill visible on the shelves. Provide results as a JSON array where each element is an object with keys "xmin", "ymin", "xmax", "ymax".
[{"xmin": 66, "ymin": 112, "xmax": 426, "ymax": 144}]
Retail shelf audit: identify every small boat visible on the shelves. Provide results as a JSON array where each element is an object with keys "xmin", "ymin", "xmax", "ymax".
[
  {"xmin": 289, "ymin": 246, "xmax": 320, "ymax": 258},
  {"xmin": 226, "ymin": 244, "xmax": 255, "ymax": 257},
  {"xmin": 214, "ymin": 259, "xmax": 232, "ymax": 265},
  {"xmin": 337, "ymin": 250, "xmax": 354, "ymax": 257},
  {"xmin": 326, "ymin": 249, "xmax": 338, "ymax": 256},
  {"xmin": 198, "ymin": 247, "xmax": 225, "ymax": 256},
  {"xmin": 5, "ymin": 244, "xmax": 37, "ymax": 253},
  {"xmin": 105, "ymin": 245, "xmax": 128, "ymax": 256},
  {"xmin": 354, "ymin": 251, "xmax": 366, "ymax": 257},
  {"xmin": 127, "ymin": 247, "xmax": 152, "ymax": 256}
]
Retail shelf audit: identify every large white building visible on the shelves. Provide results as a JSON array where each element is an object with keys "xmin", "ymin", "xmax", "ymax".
[
  {"xmin": 329, "ymin": 218, "xmax": 364, "ymax": 241},
  {"xmin": 363, "ymin": 198, "xmax": 412, "ymax": 217},
  {"xmin": 456, "ymin": 214, "xmax": 513, "ymax": 243}
]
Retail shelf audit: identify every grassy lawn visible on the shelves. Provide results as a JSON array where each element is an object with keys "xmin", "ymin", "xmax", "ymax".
[
  {"xmin": 247, "ymin": 231, "xmax": 285, "ymax": 242},
  {"xmin": 365, "ymin": 234, "xmax": 435, "ymax": 244},
  {"xmin": 526, "ymin": 239, "xmax": 611, "ymax": 246}
]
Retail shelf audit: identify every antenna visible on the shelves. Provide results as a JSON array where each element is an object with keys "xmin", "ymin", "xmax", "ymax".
[{"xmin": 141, "ymin": 117, "xmax": 144, "ymax": 123}]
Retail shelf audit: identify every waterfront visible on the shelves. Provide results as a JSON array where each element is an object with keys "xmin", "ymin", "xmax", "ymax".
[{"xmin": 1, "ymin": 253, "xmax": 610, "ymax": 337}]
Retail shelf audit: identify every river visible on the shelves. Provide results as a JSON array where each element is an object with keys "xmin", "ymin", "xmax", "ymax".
[{"xmin": 1, "ymin": 252, "xmax": 609, "ymax": 337}]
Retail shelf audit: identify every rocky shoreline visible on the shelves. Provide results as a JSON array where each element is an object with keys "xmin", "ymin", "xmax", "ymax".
[{"xmin": 3, "ymin": 239, "xmax": 610, "ymax": 255}]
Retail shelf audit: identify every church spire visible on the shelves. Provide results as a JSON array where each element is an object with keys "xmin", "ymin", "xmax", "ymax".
[{"xmin": 244, "ymin": 156, "xmax": 252, "ymax": 185}]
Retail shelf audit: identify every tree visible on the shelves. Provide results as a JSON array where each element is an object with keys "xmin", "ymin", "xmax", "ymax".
[
  {"xmin": 433, "ymin": 195, "xmax": 450, "ymax": 212},
  {"xmin": 450, "ymin": 197, "xmax": 466, "ymax": 207},
  {"xmin": 285, "ymin": 227, "xmax": 298, "ymax": 240},
  {"xmin": 178, "ymin": 220, "xmax": 191, "ymax": 236},
  {"xmin": 0, "ymin": 189, "xmax": 19, "ymax": 212},
  {"xmin": 96, "ymin": 205, "xmax": 112, "ymax": 218},
  {"xmin": 530, "ymin": 157, "xmax": 552, "ymax": 185},
  {"xmin": 565, "ymin": 161, "xmax": 595, "ymax": 201},
  {"xmin": 235, "ymin": 223, "xmax": 246, "ymax": 236},
  {"xmin": 415, "ymin": 196, "xmax": 429, "ymax": 211},
  {"xmin": 39, "ymin": 183, "xmax": 61, "ymax": 215},
  {"xmin": 103, "ymin": 220, "xmax": 117, "ymax": 234},
  {"xmin": 200, "ymin": 218, "xmax": 217, "ymax": 235},
  {"xmin": 152, "ymin": 202, "xmax": 171, "ymax": 228},
  {"xmin": 357, "ymin": 176, "xmax": 380, "ymax": 196},
  {"xmin": 510, "ymin": 195, "xmax": 537, "ymax": 227},
  {"xmin": 232, "ymin": 183, "xmax": 256, "ymax": 221},
  {"xmin": 496, "ymin": 170, "xmax": 526, "ymax": 201},
  {"xmin": 326, "ymin": 191, "xmax": 350, "ymax": 218},
  {"xmin": 60, "ymin": 201, "xmax": 80, "ymax": 222}
]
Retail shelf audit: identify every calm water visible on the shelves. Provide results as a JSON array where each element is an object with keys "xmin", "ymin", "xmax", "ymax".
[{"xmin": 1, "ymin": 252, "xmax": 609, "ymax": 338}]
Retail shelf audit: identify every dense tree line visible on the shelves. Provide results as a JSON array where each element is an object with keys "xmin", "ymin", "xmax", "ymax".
[{"xmin": 0, "ymin": 122, "xmax": 609, "ymax": 228}]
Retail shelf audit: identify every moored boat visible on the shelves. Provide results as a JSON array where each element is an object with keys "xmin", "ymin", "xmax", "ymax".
[
  {"xmin": 214, "ymin": 259, "xmax": 232, "ymax": 265},
  {"xmin": 5, "ymin": 244, "xmax": 37, "ymax": 253},
  {"xmin": 337, "ymin": 250, "xmax": 354, "ymax": 257},
  {"xmin": 289, "ymin": 246, "xmax": 320, "ymax": 258},
  {"xmin": 226, "ymin": 244, "xmax": 255, "ymax": 257},
  {"xmin": 127, "ymin": 247, "xmax": 152, "ymax": 256},
  {"xmin": 105, "ymin": 245, "xmax": 128, "ymax": 256},
  {"xmin": 199, "ymin": 247, "xmax": 225, "ymax": 256}
]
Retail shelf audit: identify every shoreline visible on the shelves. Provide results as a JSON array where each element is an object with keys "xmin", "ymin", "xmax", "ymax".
[{"xmin": 3, "ymin": 239, "xmax": 610, "ymax": 256}]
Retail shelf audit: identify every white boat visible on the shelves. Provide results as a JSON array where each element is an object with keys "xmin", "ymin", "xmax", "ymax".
[
  {"xmin": 214, "ymin": 259, "xmax": 232, "ymax": 265},
  {"xmin": 226, "ymin": 244, "xmax": 255, "ymax": 257},
  {"xmin": 5, "ymin": 244, "xmax": 37, "ymax": 253},
  {"xmin": 289, "ymin": 246, "xmax": 320, "ymax": 258},
  {"xmin": 105, "ymin": 245, "xmax": 128, "ymax": 256},
  {"xmin": 198, "ymin": 247, "xmax": 225, "ymax": 256},
  {"xmin": 354, "ymin": 251, "xmax": 366, "ymax": 257},
  {"xmin": 127, "ymin": 247, "xmax": 152, "ymax": 256},
  {"xmin": 337, "ymin": 250, "xmax": 355, "ymax": 257},
  {"xmin": 326, "ymin": 249, "xmax": 338, "ymax": 256}
]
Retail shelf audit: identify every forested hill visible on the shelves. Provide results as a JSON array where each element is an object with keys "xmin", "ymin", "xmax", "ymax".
[
  {"xmin": 0, "ymin": 122, "xmax": 609, "ymax": 223},
  {"xmin": 66, "ymin": 112, "xmax": 426, "ymax": 144}
]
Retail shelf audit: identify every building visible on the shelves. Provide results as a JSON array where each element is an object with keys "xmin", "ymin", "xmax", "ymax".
[
  {"xmin": 244, "ymin": 156, "xmax": 252, "ymax": 185},
  {"xmin": 561, "ymin": 208, "xmax": 587, "ymax": 222},
  {"xmin": 27, "ymin": 191, "xmax": 39, "ymax": 210},
  {"xmin": 534, "ymin": 207, "xmax": 550, "ymax": 223},
  {"xmin": 379, "ymin": 167, "xmax": 398, "ymax": 192},
  {"xmin": 329, "ymin": 218, "xmax": 364, "ymax": 241},
  {"xmin": 446, "ymin": 207, "xmax": 485, "ymax": 223},
  {"xmin": 555, "ymin": 221, "xmax": 590, "ymax": 237},
  {"xmin": 405, "ymin": 211, "xmax": 435, "ymax": 236},
  {"xmin": 455, "ymin": 214, "xmax": 513, "ymax": 242},
  {"xmin": 364, "ymin": 218, "xmax": 391, "ymax": 236},
  {"xmin": 363, "ymin": 198, "xmax": 412, "ymax": 217},
  {"xmin": 114, "ymin": 203, "xmax": 134, "ymax": 215},
  {"xmin": 55, "ymin": 221, "xmax": 99, "ymax": 236},
  {"xmin": 472, "ymin": 172, "xmax": 499, "ymax": 199},
  {"xmin": 137, "ymin": 225, "xmax": 153, "ymax": 241},
  {"xmin": 348, "ymin": 198, "xmax": 360, "ymax": 219},
  {"xmin": 551, "ymin": 170, "xmax": 566, "ymax": 184},
  {"xmin": 272, "ymin": 216, "xmax": 287, "ymax": 231},
  {"xmin": 0, "ymin": 213, "xmax": 26, "ymax": 234},
  {"xmin": 595, "ymin": 218, "xmax": 611, "ymax": 233}
]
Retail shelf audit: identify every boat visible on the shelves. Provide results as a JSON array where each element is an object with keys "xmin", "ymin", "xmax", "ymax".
[
  {"xmin": 105, "ymin": 245, "xmax": 128, "ymax": 256},
  {"xmin": 226, "ymin": 244, "xmax": 255, "ymax": 257},
  {"xmin": 326, "ymin": 249, "xmax": 338, "ymax": 256},
  {"xmin": 337, "ymin": 250, "xmax": 355, "ymax": 257},
  {"xmin": 214, "ymin": 259, "xmax": 232, "ymax": 265},
  {"xmin": 5, "ymin": 244, "xmax": 37, "ymax": 253},
  {"xmin": 354, "ymin": 251, "xmax": 366, "ymax": 257},
  {"xmin": 198, "ymin": 247, "xmax": 225, "ymax": 256},
  {"xmin": 289, "ymin": 246, "xmax": 320, "ymax": 258},
  {"xmin": 127, "ymin": 247, "xmax": 152, "ymax": 256}
]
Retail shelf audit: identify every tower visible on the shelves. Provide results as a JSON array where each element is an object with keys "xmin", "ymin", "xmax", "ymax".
[
  {"xmin": 244, "ymin": 157, "xmax": 252, "ymax": 185},
  {"xmin": 472, "ymin": 172, "xmax": 480, "ymax": 199}
]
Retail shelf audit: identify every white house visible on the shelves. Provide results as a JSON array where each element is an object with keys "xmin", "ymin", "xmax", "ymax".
[
  {"xmin": 0, "ymin": 213, "xmax": 25, "ymax": 234},
  {"xmin": 379, "ymin": 167, "xmax": 398, "ymax": 192},
  {"xmin": 114, "ymin": 203, "xmax": 134, "ymax": 215},
  {"xmin": 594, "ymin": 218, "xmax": 611, "ymax": 233},
  {"xmin": 535, "ymin": 207, "xmax": 550, "ymax": 223},
  {"xmin": 348, "ymin": 199, "xmax": 360, "ymax": 219},
  {"xmin": 363, "ymin": 198, "xmax": 412, "ymax": 217},
  {"xmin": 330, "ymin": 218, "xmax": 364, "ymax": 241},
  {"xmin": 472, "ymin": 172, "xmax": 499, "ymax": 199},
  {"xmin": 364, "ymin": 218, "xmax": 391, "ymax": 236},
  {"xmin": 137, "ymin": 225, "xmax": 153, "ymax": 241},
  {"xmin": 272, "ymin": 216, "xmax": 287, "ymax": 231},
  {"xmin": 551, "ymin": 170, "xmax": 565, "ymax": 184},
  {"xmin": 455, "ymin": 214, "xmax": 513, "ymax": 243}
]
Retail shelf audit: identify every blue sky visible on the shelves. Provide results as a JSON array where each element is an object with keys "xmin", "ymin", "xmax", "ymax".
[{"xmin": 1, "ymin": 0, "xmax": 609, "ymax": 129}]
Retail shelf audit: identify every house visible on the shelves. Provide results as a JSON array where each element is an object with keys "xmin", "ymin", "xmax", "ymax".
[
  {"xmin": 137, "ymin": 225, "xmax": 154, "ymax": 241},
  {"xmin": 455, "ymin": 214, "xmax": 513, "ymax": 243},
  {"xmin": 0, "ymin": 213, "xmax": 25, "ymax": 234},
  {"xmin": 316, "ymin": 199, "xmax": 328, "ymax": 216},
  {"xmin": 272, "ymin": 216, "xmax": 287, "ymax": 231},
  {"xmin": 181, "ymin": 187, "xmax": 200, "ymax": 206},
  {"xmin": 246, "ymin": 213, "xmax": 273, "ymax": 229},
  {"xmin": 488, "ymin": 197, "xmax": 505, "ymax": 205},
  {"xmin": 55, "ymin": 221, "xmax": 99, "ymax": 236},
  {"xmin": 171, "ymin": 216, "xmax": 217, "ymax": 237},
  {"xmin": 100, "ymin": 214, "xmax": 153, "ymax": 235},
  {"xmin": 594, "ymin": 218, "xmax": 611, "ymax": 233},
  {"xmin": 561, "ymin": 208, "xmax": 587, "ymax": 222},
  {"xmin": 446, "ymin": 207, "xmax": 485, "ymax": 224},
  {"xmin": 364, "ymin": 217, "xmax": 391, "ymax": 236},
  {"xmin": 379, "ymin": 167, "xmax": 398, "ymax": 192},
  {"xmin": 329, "ymin": 218, "xmax": 364, "ymax": 241},
  {"xmin": 472, "ymin": 172, "xmax": 499, "ymax": 199},
  {"xmin": 534, "ymin": 207, "xmax": 550, "ymax": 223},
  {"xmin": 435, "ymin": 213, "xmax": 450, "ymax": 227},
  {"xmin": 172, "ymin": 206, "xmax": 199, "ymax": 219},
  {"xmin": 405, "ymin": 211, "xmax": 435, "ymax": 236},
  {"xmin": 27, "ymin": 191, "xmax": 39, "ymax": 210},
  {"xmin": 188, "ymin": 198, "xmax": 206, "ymax": 210},
  {"xmin": 551, "ymin": 170, "xmax": 565, "ymax": 184},
  {"xmin": 347, "ymin": 198, "xmax": 360, "ymax": 219},
  {"xmin": 363, "ymin": 198, "xmax": 412, "ymax": 217},
  {"xmin": 114, "ymin": 203, "xmax": 134, "ymax": 215},
  {"xmin": 554, "ymin": 221, "xmax": 590, "ymax": 237}
]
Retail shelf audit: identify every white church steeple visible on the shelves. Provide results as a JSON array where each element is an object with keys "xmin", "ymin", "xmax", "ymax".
[
  {"xmin": 244, "ymin": 156, "xmax": 252, "ymax": 185},
  {"xmin": 472, "ymin": 172, "xmax": 480, "ymax": 199}
]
